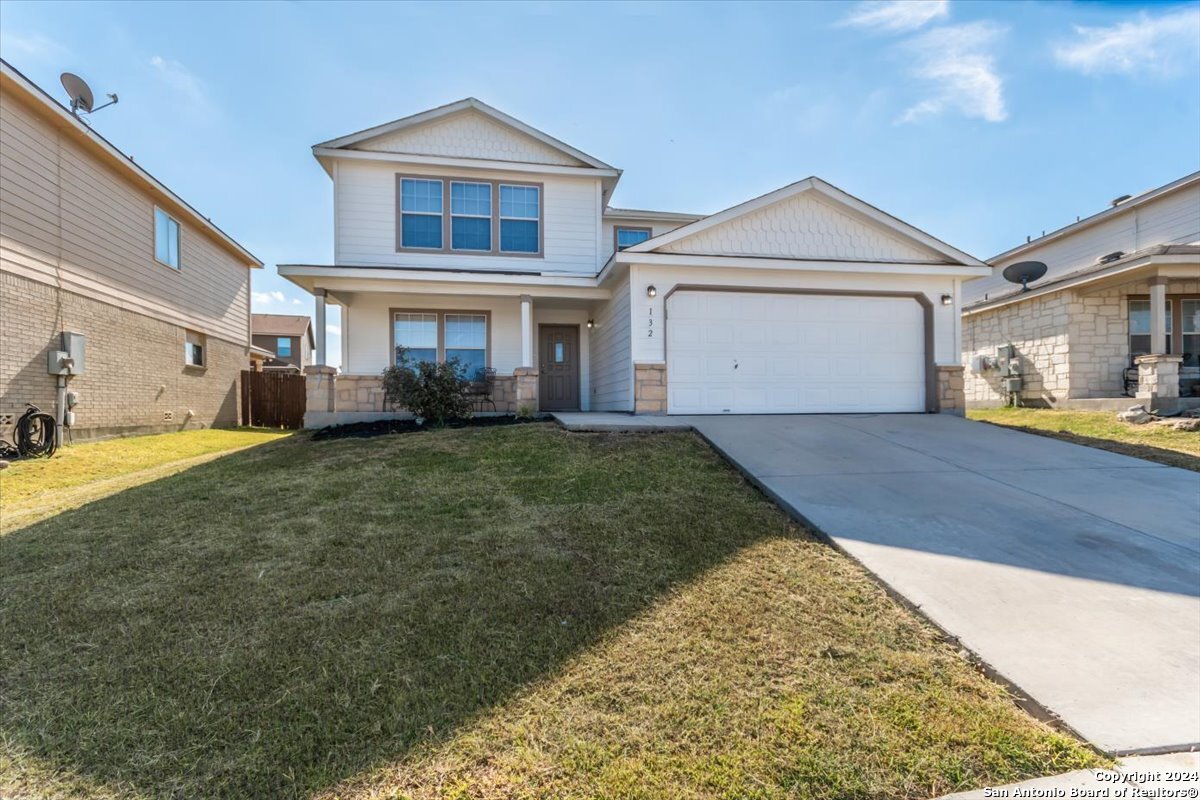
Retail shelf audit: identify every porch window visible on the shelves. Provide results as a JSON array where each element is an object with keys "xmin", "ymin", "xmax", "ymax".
[
  {"xmin": 394, "ymin": 312, "xmax": 438, "ymax": 365},
  {"xmin": 1183, "ymin": 300, "xmax": 1200, "ymax": 368},
  {"xmin": 1128, "ymin": 298, "xmax": 1172, "ymax": 357},
  {"xmin": 450, "ymin": 181, "xmax": 492, "ymax": 251},
  {"xmin": 499, "ymin": 184, "xmax": 540, "ymax": 253},
  {"xmin": 400, "ymin": 178, "xmax": 443, "ymax": 249},
  {"xmin": 444, "ymin": 314, "xmax": 487, "ymax": 378}
]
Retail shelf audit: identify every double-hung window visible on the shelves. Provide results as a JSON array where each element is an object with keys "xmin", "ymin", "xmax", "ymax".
[
  {"xmin": 276, "ymin": 337, "xmax": 292, "ymax": 358},
  {"xmin": 184, "ymin": 330, "xmax": 205, "ymax": 367},
  {"xmin": 499, "ymin": 184, "xmax": 540, "ymax": 253},
  {"xmin": 154, "ymin": 207, "xmax": 181, "ymax": 269},
  {"xmin": 400, "ymin": 178, "xmax": 443, "ymax": 249},
  {"xmin": 1182, "ymin": 300, "xmax": 1200, "ymax": 368},
  {"xmin": 450, "ymin": 182, "xmax": 492, "ymax": 251},
  {"xmin": 1129, "ymin": 298, "xmax": 1172, "ymax": 357},
  {"xmin": 616, "ymin": 227, "xmax": 651, "ymax": 251},
  {"xmin": 393, "ymin": 311, "xmax": 488, "ymax": 379}
]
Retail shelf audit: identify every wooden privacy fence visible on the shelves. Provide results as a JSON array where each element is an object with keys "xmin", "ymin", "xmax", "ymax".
[{"xmin": 241, "ymin": 370, "xmax": 306, "ymax": 429}]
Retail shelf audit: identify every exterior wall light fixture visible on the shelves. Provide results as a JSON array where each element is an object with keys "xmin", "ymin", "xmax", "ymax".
[{"xmin": 647, "ymin": 285, "xmax": 657, "ymax": 298}]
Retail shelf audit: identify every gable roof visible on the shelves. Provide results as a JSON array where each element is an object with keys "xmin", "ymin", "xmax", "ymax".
[
  {"xmin": 252, "ymin": 313, "xmax": 314, "ymax": 346},
  {"xmin": 314, "ymin": 97, "xmax": 616, "ymax": 171},
  {"xmin": 623, "ymin": 177, "xmax": 988, "ymax": 267},
  {"xmin": 0, "ymin": 59, "xmax": 261, "ymax": 269}
]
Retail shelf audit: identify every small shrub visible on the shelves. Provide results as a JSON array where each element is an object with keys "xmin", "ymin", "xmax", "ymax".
[
  {"xmin": 382, "ymin": 347, "xmax": 472, "ymax": 426},
  {"xmin": 516, "ymin": 403, "xmax": 535, "ymax": 420}
]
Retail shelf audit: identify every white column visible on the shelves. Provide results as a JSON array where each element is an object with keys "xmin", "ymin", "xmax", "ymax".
[
  {"xmin": 1149, "ymin": 278, "xmax": 1167, "ymax": 355},
  {"xmin": 520, "ymin": 294, "xmax": 533, "ymax": 368},
  {"xmin": 314, "ymin": 289, "xmax": 327, "ymax": 366}
]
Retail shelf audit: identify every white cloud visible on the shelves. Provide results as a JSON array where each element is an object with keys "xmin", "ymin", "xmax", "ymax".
[
  {"xmin": 840, "ymin": 0, "xmax": 948, "ymax": 33},
  {"xmin": 898, "ymin": 21, "xmax": 1007, "ymax": 123},
  {"xmin": 326, "ymin": 324, "xmax": 341, "ymax": 336},
  {"xmin": 1054, "ymin": 7, "xmax": 1200, "ymax": 77},
  {"xmin": 292, "ymin": 298, "xmax": 304, "ymax": 305},
  {"xmin": 0, "ymin": 31, "xmax": 68, "ymax": 62},
  {"xmin": 149, "ymin": 55, "xmax": 215, "ymax": 116},
  {"xmin": 251, "ymin": 290, "xmax": 286, "ymax": 305}
]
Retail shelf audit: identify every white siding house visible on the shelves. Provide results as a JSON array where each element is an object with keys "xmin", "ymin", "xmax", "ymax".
[{"xmin": 278, "ymin": 98, "xmax": 990, "ymax": 426}]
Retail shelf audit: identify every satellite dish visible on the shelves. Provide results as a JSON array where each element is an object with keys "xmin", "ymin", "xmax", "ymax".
[
  {"xmin": 60, "ymin": 72, "xmax": 118, "ymax": 116},
  {"xmin": 61, "ymin": 73, "xmax": 94, "ymax": 113},
  {"xmin": 1002, "ymin": 261, "xmax": 1048, "ymax": 292}
]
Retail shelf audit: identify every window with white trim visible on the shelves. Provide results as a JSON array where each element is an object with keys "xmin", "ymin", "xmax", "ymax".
[
  {"xmin": 444, "ymin": 314, "xmax": 487, "ymax": 378},
  {"xmin": 616, "ymin": 227, "xmax": 651, "ymax": 250},
  {"xmin": 185, "ymin": 329, "xmax": 205, "ymax": 367},
  {"xmin": 450, "ymin": 181, "xmax": 492, "ymax": 251},
  {"xmin": 155, "ymin": 207, "xmax": 181, "ymax": 269},
  {"xmin": 1129, "ymin": 298, "xmax": 1172, "ymax": 357},
  {"xmin": 276, "ymin": 337, "xmax": 292, "ymax": 358},
  {"xmin": 400, "ymin": 178, "xmax": 443, "ymax": 249},
  {"xmin": 393, "ymin": 312, "xmax": 438, "ymax": 365},
  {"xmin": 499, "ymin": 184, "xmax": 540, "ymax": 253}
]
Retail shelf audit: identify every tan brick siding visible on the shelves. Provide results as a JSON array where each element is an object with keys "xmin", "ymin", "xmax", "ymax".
[
  {"xmin": 633, "ymin": 362, "xmax": 666, "ymax": 414},
  {"xmin": 935, "ymin": 365, "xmax": 965, "ymax": 415},
  {"xmin": 1, "ymin": 270, "xmax": 244, "ymax": 439}
]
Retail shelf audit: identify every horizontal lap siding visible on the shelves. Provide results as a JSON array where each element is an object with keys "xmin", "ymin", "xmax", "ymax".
[
  {"xmin": 588, "ymin": 270, "xmax": 632, "ymax": 411},
  {"xmin": 334, "ymin": 160, "xmax": 601, "ymax": 274},
  {"xmin": 0, "ymin": 87, "xmax": 250, "ymax": 344}
]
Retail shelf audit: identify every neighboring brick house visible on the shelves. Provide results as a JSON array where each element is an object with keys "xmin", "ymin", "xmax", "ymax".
[
  {"xmin": 251, "ymin": 314, "xmax": 313, "ymax": 371},
  {"xmin": 0, "ymin": 60, "xmax": 261, "ymax": 440},
  {"xmin": 962, "ymin": 171, "xmax": 1200, "ymax": 412}
]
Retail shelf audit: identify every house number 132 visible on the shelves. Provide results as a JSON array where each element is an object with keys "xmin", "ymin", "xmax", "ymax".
[{"xmin": 647, "ymin": 305, "xmax": 654, "ymax": 337}]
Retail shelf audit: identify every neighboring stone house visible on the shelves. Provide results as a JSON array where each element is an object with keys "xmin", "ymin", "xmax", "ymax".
[
  {"xmin": 962, "ymin": 171, "xmax": 1200, "ymax": 411},
  {"xmin": 251, "ymin": 314, "xmax": 313, "ymax": 372},
  {"xmin": 0, "ymin": 60, "xmax": 261, "ymax": 440},
  {"xmin": 278, "ymin": 97, "xmax": 989, "ymax": 427}
]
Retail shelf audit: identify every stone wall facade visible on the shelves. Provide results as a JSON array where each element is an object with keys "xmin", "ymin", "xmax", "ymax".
[
  {"xmin": 935, "ymin": 365, "xmax": 965, "ymax": 415},
  {"xmin": 303, "ymin": 370, "xmax": 532, "ymax": 427},
  {"xmin": 633, "ymin": 362, "xmax": 667, "ymax": 414},
  {"xmin": 0, "ymin": 270, "xmax": 244, "ymax": 440}
]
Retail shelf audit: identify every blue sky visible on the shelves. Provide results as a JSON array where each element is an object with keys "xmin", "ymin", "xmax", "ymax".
[{"xmin": 3, "ymin": 0, "xmax": 1198, "ymax": 366}]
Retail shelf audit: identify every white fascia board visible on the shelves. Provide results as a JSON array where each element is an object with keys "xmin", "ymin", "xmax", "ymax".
[
  {"xmin": 276, "ymin": 265, "xmax": 609, "ymax": 298},
  {"xmin": 603, "ymin": 208, "xmax": 705, "ymax": 223},
  {"xmin": 616, "ymin": 251, "xmax": 993, "ymax": 277},
  {"xmin": 312, "ymin": 147, "xmax": 621, "ymax": 179},
  {"xmin": 962, "ymin": 253, "xmax": 1200, "ymax": 316}
]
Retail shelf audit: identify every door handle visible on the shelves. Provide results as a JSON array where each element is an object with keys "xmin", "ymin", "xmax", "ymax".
[{"xmin": 733, "ymin": 359, "xmax": 738, "ymax": 370}]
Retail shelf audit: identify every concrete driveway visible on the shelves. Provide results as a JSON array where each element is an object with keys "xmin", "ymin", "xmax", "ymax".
[{"xmin": 684, "ymin": 413, "xmax": 1200, "ymax": 755}]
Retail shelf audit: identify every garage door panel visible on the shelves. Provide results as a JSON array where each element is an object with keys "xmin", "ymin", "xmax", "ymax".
[{"xmin": 666, "ymin": 291, "xmax": 925, "ymax": 414}]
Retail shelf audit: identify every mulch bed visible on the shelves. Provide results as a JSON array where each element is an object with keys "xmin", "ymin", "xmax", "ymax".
[{"xmin": 312, "ymin": 415, "xmax": 543, "ymax": 441}]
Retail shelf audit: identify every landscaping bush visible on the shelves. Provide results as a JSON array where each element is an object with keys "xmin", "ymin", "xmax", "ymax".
[{"xmin": 382, "ymin": 348, "xmax": 472, "ymax": 425}]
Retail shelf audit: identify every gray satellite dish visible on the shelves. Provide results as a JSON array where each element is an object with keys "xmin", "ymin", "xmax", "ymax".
[
  {"xmin": 60, "ymin": 72, "xmax": 118, "ymax": 116},
  {"xmin": 1002, "ymin": 261, "xmax": 1048, "ymax": 292}
]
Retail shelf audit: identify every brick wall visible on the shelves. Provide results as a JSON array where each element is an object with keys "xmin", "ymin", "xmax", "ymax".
[
  {"xmin": 633, "ymin": 362, "xmax": 666, "ymax": 414},
  {"xmin": 1, "ymin": 270, "xmax": 245, "ymax": 440}
]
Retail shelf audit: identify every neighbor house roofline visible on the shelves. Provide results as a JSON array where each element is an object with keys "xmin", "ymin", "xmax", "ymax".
[
  {"xmin": 0, "ymin": 59, "xmax": 262, "ymax": 268},
  {"xmin": 603, "ymin": 207, "xmax": 705, "ymax": 222},
  {"xmin": 621, "ymin": 176, "xmax": 989, "ymax": 268},
  {"xmin": 989, "ymin": 170, "xmax": 1200, "ymax": 264},
  {"xmin": 251, "ymin": 313, "xmax": 315, "ymax": 348},
  {"xmin": 313, "ymin": 97, "xmax": 618, "ymax": 172}
]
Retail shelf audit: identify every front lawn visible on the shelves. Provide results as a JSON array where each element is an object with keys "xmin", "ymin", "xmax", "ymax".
[
  {"xmin": 968, "ymin": 407, "xmax": 1200, "ymax": 471},
  {"xmin": 0, "ymin": 424, "xmax": 1101, "ymax": 799}
]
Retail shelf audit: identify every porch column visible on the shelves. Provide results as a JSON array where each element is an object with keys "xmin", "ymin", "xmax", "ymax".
[
  {"xmin": 314, "ymin": 289, "xmax": 327, "ymax": 366},
  {"xmin": 1149, "ymin": 277, "xmax": 1167, "ymax": 355},
  {"xmin": 520, "ymin": 294, "xmax": 533, "ymax": 367}
]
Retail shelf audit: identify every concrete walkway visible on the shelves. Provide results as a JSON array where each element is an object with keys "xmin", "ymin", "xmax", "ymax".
[
  {"xmin": 553, "ymin": 412, "xmax": 1200, "ymax": 754},
  {"xmin": 939, "ymin": 752, "xmax": 1199, "ymax": 798}
]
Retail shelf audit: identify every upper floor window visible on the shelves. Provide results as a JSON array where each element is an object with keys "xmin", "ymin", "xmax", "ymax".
[
  {"xmin": 615, "ymin": 227, "xmax": 651, "ymax": 251},
  {"xmin": 499, "ymin": 184, "xmax": 540, "ymax": 254},
  {"xmin": 400, "ymin": 178, "xmax": 443, "ymax": 249},
  {"xmin": 450, "ymin": 181, "xmax": 492, "ymax": 251},
  {"xmin": 154, "ymin": 207, "xmax": 180, "ymax": 269},
  {"xmin": 276, "ymin": 337, "xmax": 292, "ymax": 358}
]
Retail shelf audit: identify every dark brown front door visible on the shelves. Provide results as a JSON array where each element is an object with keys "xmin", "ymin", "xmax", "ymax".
[{"xmin": 539, "ymin": 325, "xmax": 580, "ymax": 411}]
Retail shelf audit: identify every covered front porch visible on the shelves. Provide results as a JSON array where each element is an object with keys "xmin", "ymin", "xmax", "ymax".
[{"xmin": 279, "ymin": 265, "xmax": 610, "ymax": 427}]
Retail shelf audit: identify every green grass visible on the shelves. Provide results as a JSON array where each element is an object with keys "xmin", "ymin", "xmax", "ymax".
[
  {"xmin": 0, "ymin": 424, "xmax": 1102, "ymax": 799},
  {"xmin": 968, "ymin": 408, "xmax": 1200, "ymax": 471},
  {"xmin": 0, "ymin": 428, "xmax": 291, "ymax": 532}
]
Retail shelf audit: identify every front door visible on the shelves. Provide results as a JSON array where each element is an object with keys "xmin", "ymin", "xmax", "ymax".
[{"xmin": 539, "ymin": 325, "xmax": 580, "ymax": 411}]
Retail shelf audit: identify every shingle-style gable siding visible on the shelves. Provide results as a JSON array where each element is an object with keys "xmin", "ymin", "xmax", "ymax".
[
  {"xmin": 658, "ymin": 191, "xmax": 944, "ymax": 262},
  {"xmin": 349, "ymin": 110, "xmax": 586, "ymax": 167}
]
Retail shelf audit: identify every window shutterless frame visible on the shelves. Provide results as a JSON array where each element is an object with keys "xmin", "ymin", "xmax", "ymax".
[
  {"xmin": 389, "ymin": 309, "xmax": 491, "ymax": 370},
  {"xmin": 153, "ymin": 206, "xmax": 181, "ymax": 270},
  {"xmin": 397, "ymin": 177, "xmax": 445, "ymax": 250},
  {"xmin": 613, "ymin": 225, "xmax": 652, "ymax": 252},
  {"xmin": 395, "ymin": 174, "xmax": 543, "ymax": 258},
  {"xmin": 449, "ymin": 181, "xmax": 492, "ymax": 252},
  {"xmin": 1129, "ymin": 293, "xmax": 1200, "ymax": 359}
]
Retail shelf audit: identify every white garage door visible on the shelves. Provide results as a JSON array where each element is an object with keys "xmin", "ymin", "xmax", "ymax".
[{"xmin": 666, "ymin": 291, "xmax": 926, "ymax": 414}]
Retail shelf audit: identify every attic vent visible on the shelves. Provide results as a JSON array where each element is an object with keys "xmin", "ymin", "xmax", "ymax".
[
  {"xmin": 1110, "ymin": 194, "xmax": 1132, "ymax": 207},
  {"xmin": 1098, "ymin": 251, "xmax": 1124, "ymax": 265}
]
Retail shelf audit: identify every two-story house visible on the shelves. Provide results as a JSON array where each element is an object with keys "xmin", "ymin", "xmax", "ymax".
[
  {"xmin": 279, "ymin": 98, "xmax": 990, "ymax": 426},
  {"xmin": 0, "ymin": 60, "xmax": 261, "ymax": 440},
  {"xmin": 962, "ymin": 171, "xmax": 1200, "ymax": 412},
  {"xmin": 251, "ymin": 313, "xmax": 314, "ymax": 372}
]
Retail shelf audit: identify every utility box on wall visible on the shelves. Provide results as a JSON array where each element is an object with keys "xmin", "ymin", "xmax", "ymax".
[{"xmin": 47, "ymin": 331, "xmax": 86, "ymax": 375}]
